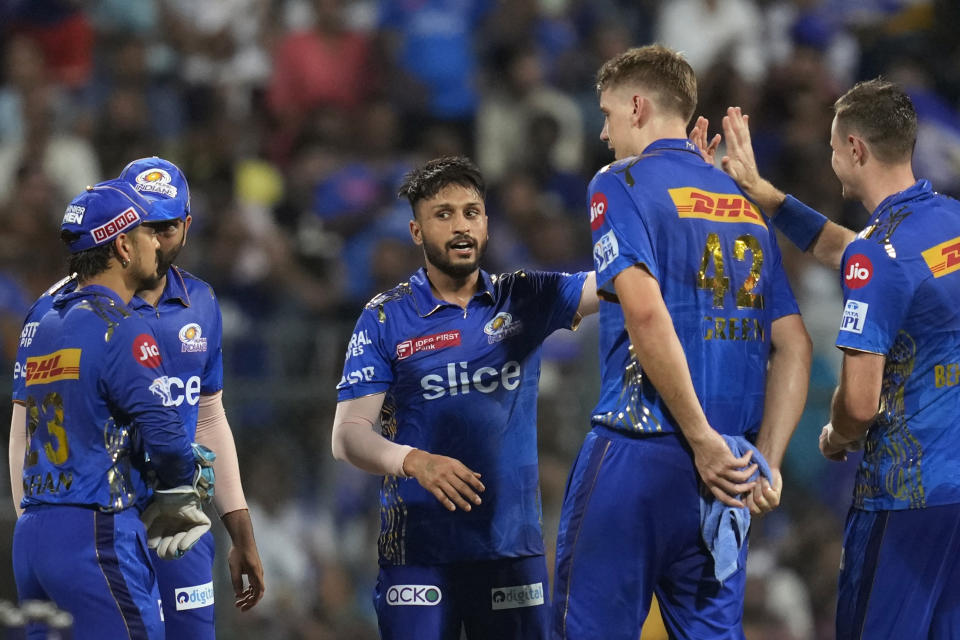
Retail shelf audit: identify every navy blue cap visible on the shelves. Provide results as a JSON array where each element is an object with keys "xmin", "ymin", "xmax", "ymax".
[
  {"xmin": 118, "ymin": 157, "xmax": 191, "ymax": 220},
  {"xmin": 60, "ymin": 179, "xmax": 180, "ymax": 253}
]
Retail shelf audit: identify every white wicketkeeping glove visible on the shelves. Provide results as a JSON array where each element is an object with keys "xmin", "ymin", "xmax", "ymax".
[{"xmin": 141, "ymin": 487, "xmax": 211, "ymax": 560}]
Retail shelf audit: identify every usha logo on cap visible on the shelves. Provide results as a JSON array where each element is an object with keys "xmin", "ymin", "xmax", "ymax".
[
  {"xmin": 91, "ymin": 207, "xmax": 140, "ymax": 244},
  {"xmin": 135, "ymin": 168, "xmax": 178, "ymax": 198}
]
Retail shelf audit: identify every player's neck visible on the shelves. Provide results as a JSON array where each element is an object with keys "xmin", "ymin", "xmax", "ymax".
[
  {"xmin": 860, "ymin": 164, "xmax": 917, "ymax": 214},
  {"xmin": 136, "ymin": 274, "xmax": 168, "ymax": 307},
  {"xmin": 424, "ymin": 264, "xmax": 480, "ymax": 309},
  {"xmin": 630, "ymin": 119, "xmax": 688, "ymax": 156},
  {"xmin": 79, "ymin": 264, "xmax": 138, "ymax": 305}
]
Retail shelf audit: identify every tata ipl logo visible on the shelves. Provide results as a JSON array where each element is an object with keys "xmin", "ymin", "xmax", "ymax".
[
  {"xmin": 386, "ymin": 585, "xmax": 442, "ymax": 606},
  {"xmin": 174, "ymin": 582, "xmax": 214, "ymax": 611}
]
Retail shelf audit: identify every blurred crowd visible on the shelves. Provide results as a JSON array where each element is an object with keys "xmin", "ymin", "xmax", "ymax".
[{"xmin": 0, "ymin": 0, "xmax": 958, "ymax": 638}]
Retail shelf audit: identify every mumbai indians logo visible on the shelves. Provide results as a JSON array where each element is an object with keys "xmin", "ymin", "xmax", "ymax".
[
  {"xmin": 178, "ymin": 323, "xmax": 207, "ymax": 353},
  {"xmin": 134, "ymin": 168, "xmax": 178, "ymax": 198},
  {"xmin": 483, "ymin": 312, "xmax": 522, "ymax": 344}
]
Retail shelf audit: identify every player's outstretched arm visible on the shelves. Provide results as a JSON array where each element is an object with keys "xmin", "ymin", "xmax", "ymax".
[
  {"xmin": 748, "ymin": 314, "xmax": 812, "ymax": 516},
  {"xmin": 196, "ymin": 391, "xmax": 265, "ymax": 611},
  {"xmin": 576, "ymin": 271, "xmax": 599, "ymax": 318},
  {"xmin": 613, "ymin": 265, "xmax": 757, "ymax": 508},
  {"xmin": 332, "ymin": 395, "xmax": 485, "ymax": 512},
  {"xmin": 8, "ymin": 402, "xmax": 25, "ymax": 517},
  {"xmin": 721, "ymin": 107, "xmax": 856, "ymax": 270},
  {"xmin": 821, "ymin": 350, "xmax": 883, "ymax": 461}
]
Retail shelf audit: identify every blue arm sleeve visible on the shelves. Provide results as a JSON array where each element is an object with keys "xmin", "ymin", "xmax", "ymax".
[{"xmin": 772, "ymin": 195, "xmax": 829, "ymax": 252}]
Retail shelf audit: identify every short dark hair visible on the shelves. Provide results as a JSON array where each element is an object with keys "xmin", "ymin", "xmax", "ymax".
[
  {"xmin": 833, "ymin": 79, "xmax": 917, "ymax": 163},
  {"xmin": 397, "ymin": 156, "xmax": 485, "ymax": 216},
  {"xmin": 596, "ymin": 45, "xmax": 697, "ymax": 123},
  {"xmin": 61, "ymin": 230, "xmax": 115, "ymax": 280}
]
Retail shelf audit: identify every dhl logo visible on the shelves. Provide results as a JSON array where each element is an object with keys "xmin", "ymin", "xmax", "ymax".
[
  {"xmin": 922, "ymin": 236, "xmax": 960, "ymax": 278},
  {"xmin": 25, "ymin": 349, "xmax": 81, "ymax": 386},
  {"xmin": 669, "ymin": 188, "xmax": 766, "ymax": 228}
]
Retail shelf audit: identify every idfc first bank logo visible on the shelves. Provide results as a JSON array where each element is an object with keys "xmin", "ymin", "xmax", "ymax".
[
  {"xmin": 175, "ymin": 582, "xmax": 214, "ymax": 611},
  {"xmin": 386, "ymin": 585, "xmax": 442, "ymax": 606}
]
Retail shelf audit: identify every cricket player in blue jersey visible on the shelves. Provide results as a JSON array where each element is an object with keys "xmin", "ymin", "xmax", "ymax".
[
  {"xmin": 331, "ymin": 156, "xmax": 598, "ymax": 640},
  {"xmin": 9, "ymin": 157, "xmax": 265, "ymax": 637},
  {"xmin": 552, "ymin": 46, "xmax": 812, "ymax": 640},
  {"xmin": 719, "ymin": 80, "xmax": 960, "ymax": 638},
  {"xmin": 11, "ymin": 179, "xmax": 208, "ymax": 640}
]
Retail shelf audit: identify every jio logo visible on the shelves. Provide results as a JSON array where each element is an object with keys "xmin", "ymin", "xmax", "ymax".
[{"xmin": 844, "ymin": 254, "xmax": 873, "ymax": 289}]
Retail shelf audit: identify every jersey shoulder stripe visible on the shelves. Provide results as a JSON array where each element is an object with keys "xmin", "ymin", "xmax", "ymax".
[{"xmin": 364, "ymin": 281, "xmax": 414, "ymax": 320}]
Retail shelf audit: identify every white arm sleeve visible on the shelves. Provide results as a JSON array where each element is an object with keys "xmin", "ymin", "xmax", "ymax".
[
  {"xmin": 331, "ymin": 393, "xmax": 414, "ymax": 478},
  {"xmin": 9, "ymin": 402, "xmax": 25, "ymax": 517},
  {"xmin": 195, "ymin": 391, "xmax": 248, "ymax": 516}
]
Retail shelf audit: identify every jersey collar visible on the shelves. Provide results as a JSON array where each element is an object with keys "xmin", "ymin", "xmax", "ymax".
[
  {"xmin": 641, "ymin": 138, "xmax": 703, "ymax": 157},
  {"xmin": 871, "ymin": 179, "xmax": 933, "ymax": 218},
  {"xmin": 54, "ymin": 283, "xmax": 127, "ymax": 309},
  {"xmin": 129, "ymin": 266, "xmax": 191, "ymax": 312},
  {"xmin": 410, "ymin": 267, "xmax": 495, "ymax": 317}
]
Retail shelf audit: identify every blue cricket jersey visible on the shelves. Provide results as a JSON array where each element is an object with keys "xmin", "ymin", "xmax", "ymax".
[
  {"xmin": 337, "ymin": 267, "xmax": 587, "ymax": 566},
  {"xmin": 836, "ymin": 180, "xmax": 960, "ymax": 511},
  {"xmin": 15, "ymin": 268, "xmax": 223, "ymax": 442},
  {"xmin": 18, "ymin": 285, "xmax": 194, "ymax": 511},
  {"xmin": 589, "ymin": 139, "xmax": 799, "ymax": 437},
  {"xmin": 128, "ymin": 266, "xmax": 224, "ymax": 441}
]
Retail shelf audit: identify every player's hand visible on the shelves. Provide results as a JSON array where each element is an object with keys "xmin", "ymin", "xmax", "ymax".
[
  {"xmin": 720, "ymin": 107, "xmax": 761, "ymax": 192},
  {"xmin": 690, "ymin": 429, "xmax": 757, "ymax": 508},
  {"xmin": 689, "ymin": 115, "xmax": 721, "ymax": 165},
  {"xmin": 141, "ymin": 487, "xmax": 211, "ymax": 559},
  {"xmin": 819, "ymin": 423, "xmax": 862, "ymax": 462},
  {"xmin": 402, "ymin": 449, "xmax": 485, "ymax": 512},
  {"xmin": 746, "ymin": 467, "xmax": 782, "ymax": 517},
  {"xmin": 222, "ymin": 510, "xmax": 265, "ymax": 611}
]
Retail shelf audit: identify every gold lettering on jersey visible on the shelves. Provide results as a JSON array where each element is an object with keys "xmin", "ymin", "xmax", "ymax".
[
  {"xmin": 669, "ymin": 188, "xmax": 766, "ymax": 227},
  {"xmin": 703, "ymin": 316, "xmax": 765, "ymax": 342},
  {"xmin": 934, "ymin": 363, "xmax": 960, "ymax": 388},
  {"xmin": 22, "ymin": 471, "xmax": 73, "ymax": 497},
  {"xmin": 25, "ymin": 349, "xmax": 81, "ymax": 386},
  {"xmin": 921, "ymin": 236, "xmax": 960, "ymax": 278}
]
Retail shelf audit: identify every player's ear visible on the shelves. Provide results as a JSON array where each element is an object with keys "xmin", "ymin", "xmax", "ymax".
[
  {"xmin": 632, "ymin": 94, "xmax": 650, "ymax": 128},
  {"xmin": 850, "ymin": 135, "xmax": 869, "ymax": 167},
  {"xmin": 409, "ymin": 218, "xmax": 423, "ymax": 246},
  {"xmin": 113, "ymin": 233, "xmax": 133, "ymax": 267}
]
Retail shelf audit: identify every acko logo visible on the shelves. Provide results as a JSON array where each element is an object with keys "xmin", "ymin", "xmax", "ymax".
[
  {"xmin": 174, "ymin": 582, "xmax": 214, "ymax": 611},
  {"xmin": 840, "ymin": 300, "xmax": 868, "ymax": 335},
  {"xmin": 590, "ymin": 192, "xmax": 608, "ymax": 231},
  {"xmin": 134, "ymin": 334, "xmax": 163, "ymax": 367},
  {"xmin": 386, "ymin": 585, "xmax": 442, "ymax": 606},
  {"xmin": 420, "ymin": 360, "xmax": 521, "ymax": 400},
  {"xmin": 491, "ymin": 582, "xmax": 544, "ymax": 611},
  {"xmin": 91, "ymin": 207, "xmax": 140, "ymax": 244},
  {"xmin": 844, "ymin": 254, "xmax": 873, "ymax": 289},
  {"xmin": 149, "ymin": 375, "xmax": 202, "ymax": 407}
]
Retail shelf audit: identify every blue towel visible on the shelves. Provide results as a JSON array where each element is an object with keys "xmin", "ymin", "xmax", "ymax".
[{"xmin": 698, "ymin": 436, "xmax": 773, "ymax": 583}]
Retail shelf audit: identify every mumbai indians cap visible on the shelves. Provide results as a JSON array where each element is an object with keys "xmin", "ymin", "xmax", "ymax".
[
  {"xmin": 60, "ymin": 178, "xmax": 180, "ymax": 253},
  {"xmin": 118, "ymin": 156, "xmax": 191, "ymax": 220}
]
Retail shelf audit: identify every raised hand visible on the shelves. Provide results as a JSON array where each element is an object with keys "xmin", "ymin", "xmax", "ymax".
[
  {"xmin": 689, "ymin": 116, "xmax": 721, "ymax": 165},
  {"xmin": 402, "ymin": 449, "xmax": 485, "ymax": 511},
  {"xmin": 720, "ymin": 107, "xmax": 761, "ymax": 192}
]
